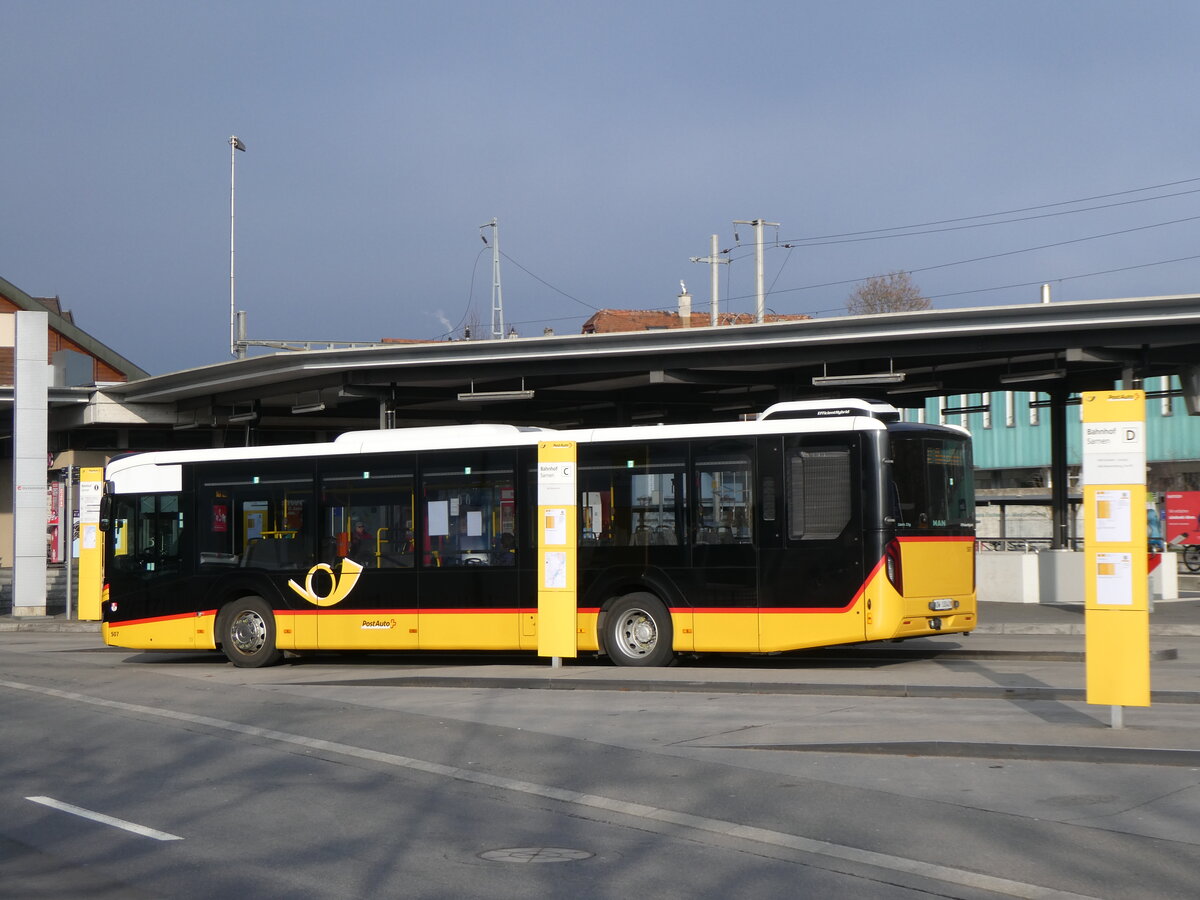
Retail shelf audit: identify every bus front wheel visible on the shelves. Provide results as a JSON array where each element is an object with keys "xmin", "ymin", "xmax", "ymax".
[
  {"xmin": 220, "ymin": 596, "xmax": 282, "ymax": 668},
  {"xmin": 604, "ymin": 593, "xmax": 674, "ymax": 667}
]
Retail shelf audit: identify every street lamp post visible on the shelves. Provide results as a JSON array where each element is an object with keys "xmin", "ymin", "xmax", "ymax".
[{"xmin": 229, "ymin": 135, "xmax": 246, "ymax": 359}]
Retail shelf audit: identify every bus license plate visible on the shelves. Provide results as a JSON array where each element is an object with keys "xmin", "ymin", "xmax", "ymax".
[{"xmin": 929, "ymin": 598, "xmax": 954, "ymax": 612}]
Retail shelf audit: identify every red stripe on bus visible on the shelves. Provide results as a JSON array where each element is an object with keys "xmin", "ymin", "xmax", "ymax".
[
  {"xmin": 401, "ymin": 608, "xmax": 523, "ymax": 615},
  {"xmin": 288, "ymin": 608, "xmax": 418, "ymax": 616},
  {"xmin": 672, "ymin": 607, "xmax": 753, "ymax": 615}
]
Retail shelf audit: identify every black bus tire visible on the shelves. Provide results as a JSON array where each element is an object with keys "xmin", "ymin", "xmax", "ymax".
[
  {"xmin": 604, "ymin": 593, "xmax": 674, "ymax": 667},
  {"xmin": 220, "ymin": 596, "xmax": 283, "ymax": 668},
  {"xmin": 1185, "ymin": 546, "xmax": 1200, "ymax": 574}
]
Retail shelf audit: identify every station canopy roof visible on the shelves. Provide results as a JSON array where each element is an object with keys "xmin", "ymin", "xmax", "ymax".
[{"xmin": 97, "ymin": 295, "xmax": 1200, "ymax": 433}]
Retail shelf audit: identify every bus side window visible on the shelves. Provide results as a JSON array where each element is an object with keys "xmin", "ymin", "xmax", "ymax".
[
  {"xmin": 420, "ymin": 452, "xmax": 515, "ymax": 567},
  {"xmin": 695, "ymin": 448, "xmax": 753, "ymax": 544},
  {"xmin": 320, "ymin": 465, "xmax": 415, "ymax": 569},
  {"xmin": 578, "ymin": 444, "xmax": 687, "ymax": 548}
]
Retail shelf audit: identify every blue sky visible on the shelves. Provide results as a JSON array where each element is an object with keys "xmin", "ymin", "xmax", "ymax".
[{"xmin": 4, "ymin": 1, "xmax": 1200, "ymax": 374}]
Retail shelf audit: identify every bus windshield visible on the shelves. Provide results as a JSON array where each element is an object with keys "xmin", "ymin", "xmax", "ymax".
[{"xmin": 890, "ymin": 433, "xmax": 974, "ymax": 533}]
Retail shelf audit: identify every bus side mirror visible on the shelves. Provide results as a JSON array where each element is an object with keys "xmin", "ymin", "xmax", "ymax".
[{"xmin": 99, "ymin": 494, "xmax": 112, "ymax": 533}]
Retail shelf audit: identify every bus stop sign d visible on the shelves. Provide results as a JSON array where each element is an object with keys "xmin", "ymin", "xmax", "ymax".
[{"xmin": 1082, "ymin": 390, "xmax": 1150, "ymax": 711}]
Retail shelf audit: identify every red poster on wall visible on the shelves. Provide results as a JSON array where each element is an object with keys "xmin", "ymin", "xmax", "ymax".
[
  {"xmin": 212, "ymin": 504, "xmax": 229, "ymax": 533},
  {"xmin": 1164, "ymin": 492, "xmax": 1200, "ymax": 545},
  {"xmin": 47, "ymin": 481, "xmax": 63, "ymax": 563}
]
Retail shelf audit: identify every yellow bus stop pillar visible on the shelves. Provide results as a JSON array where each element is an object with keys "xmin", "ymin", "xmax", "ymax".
[
  {"xmin": 537, "ymin": 441, "xmax": 578, "ymax": 664},
  {"xmin": 1081, "ymin": 391, "xmax": 1150, "ymax": 726},
  {"xmin": 76, "ymin": 467, "xmax": 105, "ymax": 621}
]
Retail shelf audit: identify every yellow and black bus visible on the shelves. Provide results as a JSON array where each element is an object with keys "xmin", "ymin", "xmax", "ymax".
[{"xmin": 100, "ymin": 399, "xmax": 975, "ymax": 667}]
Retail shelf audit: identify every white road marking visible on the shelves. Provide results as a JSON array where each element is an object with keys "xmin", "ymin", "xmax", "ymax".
[
  {"xmin": 26, "ymin": 795, "xmax": 183, "ymax": 842},
  {"xmin": 3, "ymin": 678, "xmax": 1095, "ymax": 900}
]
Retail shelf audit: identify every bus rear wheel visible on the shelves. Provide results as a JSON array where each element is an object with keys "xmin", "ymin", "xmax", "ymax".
[
  {"xmin": 604, "ymin": 593, "xmax": 674, "ymax": 667},
  {"xmin": 220, "ymin": 596, "xmax": 282, "ymax": 668}
]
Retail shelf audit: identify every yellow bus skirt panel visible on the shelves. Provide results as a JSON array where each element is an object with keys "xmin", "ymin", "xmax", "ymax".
[
  {"xmin": 690, "ymin": 609, "xmax": 759, "ymax": 653},
  {"xmin": 516, "ymin": 609, "xmax": 603, "ymax": 653},
  {"xmin": 578, "ymin": 609, "xmax": 601, "ymax": 652},
  {"xmin": 103, "ymin": 613, "xmax": 198, "ymax": 650},
  {"xmin": 313, "ymin": 609, "xmax": 419, "ymax": 650},
  {"xmin": 668, "ymin": 608, "xmax": 694, "ymax": 653},
  {"xmin": 758, "ymin": 608, "xmax": 867, "ymax": 653},
  {"xmin": 417, "ymin": 608, "xmax": 522, "ymax": 651},
  {"xmin": 194, "ymin": 610, "xmax": 218, "ymax": 650},
  {"xmin": 273, "ymin": 609, "xmax": 321, "ymax": 651}
]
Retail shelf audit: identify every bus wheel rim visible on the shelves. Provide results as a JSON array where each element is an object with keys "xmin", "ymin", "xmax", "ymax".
[
  {"xmin": 617, "ymin": 610, "xmax": 656, "ymax": 656},
  {"xmin": 230, "ymin": 610, "xmax": 266, "ymax": 654}
]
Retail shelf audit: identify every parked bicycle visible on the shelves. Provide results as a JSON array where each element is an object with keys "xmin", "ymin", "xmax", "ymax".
[{"xmin": 1169, "ymin": 531, "xmax": 1200, "ymax": 573}]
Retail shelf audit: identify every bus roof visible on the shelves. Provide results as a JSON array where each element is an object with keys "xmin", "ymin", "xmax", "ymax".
[{"xmin": 104, "ymin": 399, "xmax": 965, "ymax": 491}]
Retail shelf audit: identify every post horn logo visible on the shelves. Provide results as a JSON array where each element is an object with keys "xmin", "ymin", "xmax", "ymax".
[{"xmin": 288, "ymin": 558, "xmax": 364, "ymax": 607}]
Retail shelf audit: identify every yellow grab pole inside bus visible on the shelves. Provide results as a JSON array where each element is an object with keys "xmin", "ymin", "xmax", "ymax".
[{"xmin": 537, "ymin": 441, "xmax": 578, "ymax": 663}]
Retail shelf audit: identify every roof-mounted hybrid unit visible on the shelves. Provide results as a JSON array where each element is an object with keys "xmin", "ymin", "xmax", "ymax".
[{"xmin": 759, "ymin": 399, "xmax": 900, "ymax": 422}]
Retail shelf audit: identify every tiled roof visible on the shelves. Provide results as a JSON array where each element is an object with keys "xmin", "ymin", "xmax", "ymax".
[{"xmin": 581, "ymin": 308, "xmax": 809, "ymax": 333}]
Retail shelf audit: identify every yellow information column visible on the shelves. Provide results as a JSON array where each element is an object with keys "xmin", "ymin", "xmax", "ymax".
[
  {"xmin": 537, "ymin": 441, "xmax": 578, "ymax": 664},
  {"xmin": 76, "ymin": 467, "xmax": 105, "ymax": 621},
  {"xmin": 1082, "ymin": 390, "xmax": 1149, "ymax": 726}
]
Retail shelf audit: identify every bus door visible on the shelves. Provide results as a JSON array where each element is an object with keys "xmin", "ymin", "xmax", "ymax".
[
  {"xmin": 104, "ymin": 492, "xmax": 193, "ymax": 635},
  {"xmin": 417, "ymin": 450, "xmax": 520, "ymax": 650},
  {"xmin": 196, "ymin": 464, "xmax": 316, "ymax": 645},
  {"xmin": 576, "ymin": 442, "xmax": 690, "ymax": 650},
  {"xmin": 757, "ymin": 434, "xmax": 868, "ymax": 651},
  {"xmin": 315, "ymin": 462, "xmax": 418, "ymax": 650},
  {"xmin": 689, "ymin": 441, "xmax": 758, "ymax": 652}
]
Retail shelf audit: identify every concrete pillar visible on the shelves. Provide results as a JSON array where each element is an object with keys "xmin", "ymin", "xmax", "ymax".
[
  {"xmin": 1050, "ymin": 389, "xmax": 1069, "ymax": 549},
  {"xmin": 12, "ymin": 311, "xmax": 48, "ymax": 616}
]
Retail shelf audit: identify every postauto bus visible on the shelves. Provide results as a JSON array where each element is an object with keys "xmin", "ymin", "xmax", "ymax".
[{"xmin": 100, "ymin": 399, "xmax": 975, "ymax": 667}]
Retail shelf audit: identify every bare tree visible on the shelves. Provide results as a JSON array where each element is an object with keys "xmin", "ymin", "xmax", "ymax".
[{"xmin": 846, "ymin": 271, "xmax": 931, "ymax": 315}]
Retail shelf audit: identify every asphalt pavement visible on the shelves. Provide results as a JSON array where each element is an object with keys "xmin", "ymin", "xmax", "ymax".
[{"xmin": 3, "ymin": 589, "xmax": 1199, "ymax": 765}]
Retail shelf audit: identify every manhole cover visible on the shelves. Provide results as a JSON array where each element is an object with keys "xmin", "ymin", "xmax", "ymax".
[{"xmin": 479, "ymin": 847, "xmax": 594, "ymax": 864}]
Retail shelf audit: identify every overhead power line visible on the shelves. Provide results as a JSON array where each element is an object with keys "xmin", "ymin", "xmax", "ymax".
[
  {"xmin": 784, "ymin": 187, "xmax": 1200, "ymax": 247},
  {"xmin": 924, "ymin": 252, "xmax": 1200, "ymax": 303},
  {"xmin": 500, "ymin": 251, "xmax": 599, "ymax": 311},
  {"xmin": 740, "ymin": 212, "xmax": 1200, "ymax": 301},
  {"xmin": 481, "ymin": 175, "xmax": 1200, "ymax": 336},
  {"xmin": 784, "ymin": 175, "xmax": 1200, "ymax": 244}
]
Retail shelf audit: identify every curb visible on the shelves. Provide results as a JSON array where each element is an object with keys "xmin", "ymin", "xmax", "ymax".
[
  {"xmin": 4, "ymin": 619, "xmax": 1198, "ymax": 637},
  {"xmin": 715, "ymin": 741, "xmax": 1200, "ymax": 767},
  {"xmin": 308, "ymin": 674, "xmax": 1200, "ymax": 705},
  {"xmin": 0, "ymin": 619, "xmax": 101, "ymax": 633},
  {"xmin": 974, "ymin": 624, "xmax": 1200, "ymax": 637}
]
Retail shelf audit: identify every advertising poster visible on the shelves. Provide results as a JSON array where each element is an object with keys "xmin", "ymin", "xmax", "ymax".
[
  {"xmin": 47, "ymin": 480, "xmax": 63, "ymax": 563},
  {"xmin": 1165, "ymin": 492, "xmax": 1200, "ymax": 545}
]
